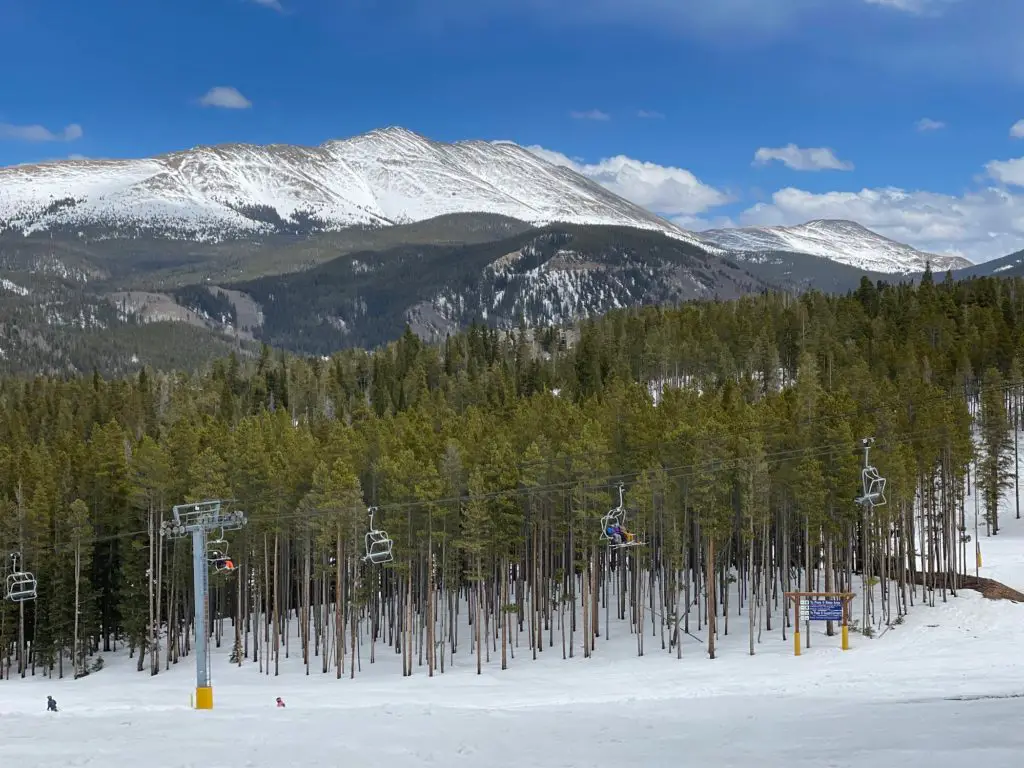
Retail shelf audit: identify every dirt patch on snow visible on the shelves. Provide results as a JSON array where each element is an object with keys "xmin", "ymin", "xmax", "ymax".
[
  {"xmin": 959, "ymin": 576, "xmax": 1024, "ymax": 602},
  {"xmin": 907, "ymin": 573, "xmax": 1024, "ymax": 602}
]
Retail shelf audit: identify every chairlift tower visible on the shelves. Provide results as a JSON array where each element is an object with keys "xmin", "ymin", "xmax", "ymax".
[{"xmin": 160, "ymin": 499, "xmax": 246, "ymax": 710}]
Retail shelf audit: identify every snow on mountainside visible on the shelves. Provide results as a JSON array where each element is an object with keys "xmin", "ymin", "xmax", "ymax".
[
  {"xmin": 697, "ymin": 219, "xmax": 973, "ymax": 274},
  {"xmin": 0, "ymin": 127, "xmax": 702, "ymax": 245}
]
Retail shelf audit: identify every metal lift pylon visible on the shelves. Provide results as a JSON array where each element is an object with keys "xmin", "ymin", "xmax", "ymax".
[{"xmin": 160, "ymin": 500, "xmax": 247, "ymax": 710}]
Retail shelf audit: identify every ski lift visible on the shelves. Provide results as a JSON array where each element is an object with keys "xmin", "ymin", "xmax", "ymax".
[
  {"xmin": 859, "ymin": 466, "xmax": 886, "ymax": 506},
  {"xmin": 5, "ymin": 553, "xmax": 37, "ymax": 602},
  {"xmin": 207, "ymin": 533, "xmax": 236, "ymax": 574},
  {"xmin": 363, "ymin": 507, "xmax": 394, "ymax": 565},
  {"xmin": 599, "ymin": 484, "xmax": 644, "ymax": 549},
  {"xmin": 854, "ymin": 438, "xmax": 886, "ymax": 508}
]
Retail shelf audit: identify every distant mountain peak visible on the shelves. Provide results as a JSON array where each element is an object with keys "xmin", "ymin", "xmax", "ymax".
[
  {"xmin": 698, "ymin": 219, "xmax": 972, "ymax": 274},
  {"xmin": 0, "ymin": 127, "xmax": 699, "ymax": 245}
]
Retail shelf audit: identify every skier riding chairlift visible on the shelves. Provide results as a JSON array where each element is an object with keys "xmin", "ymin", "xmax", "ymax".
[
  {"xmin": 606, "ymin": 522, "xmax": 634, "ymax": 546},
  {"xmin": 210, "ymin": 550, "xmax": 235, "ymax": 573}
]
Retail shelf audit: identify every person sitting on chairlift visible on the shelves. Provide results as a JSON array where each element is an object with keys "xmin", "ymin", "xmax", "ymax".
[
  {"xmin": 608, "ymin": 523, "xmax": 633, "ymax": 546},
  {"xmin": 211, "ymin": 550, "xmax": 235, "ymax": 572}
]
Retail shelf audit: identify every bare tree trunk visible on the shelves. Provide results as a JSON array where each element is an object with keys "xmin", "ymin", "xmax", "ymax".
[
  {"xmin": 706, "ymin": 537, "xmax": 715, "ymax": 660},
  {"xmin": 73, "ymin": 542, "xmax": 82, "ymax": 677},
  {"xmin": 475, "ymin": 564, "xmax": 483, "ymax": 674}
]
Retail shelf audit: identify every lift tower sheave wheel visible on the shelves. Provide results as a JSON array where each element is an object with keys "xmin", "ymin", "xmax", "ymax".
[{"xmin": 160, "ymin": 500, "xmax": 247, "ymax": 710}]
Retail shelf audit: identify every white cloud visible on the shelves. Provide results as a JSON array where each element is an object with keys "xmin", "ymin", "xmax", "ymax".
[
  {"xmin": 863, "ymin": 0, "xmax": 958, "ymax": 15},
  {"xmin": 916, "ymin": 117, "xmax": 946, "ymax": 131},
  {"xmin": 570, "ymin": 109, "xmax": 610, "ymax": 121},
  {"xmin": 250, "ymin": 0, "xmax": 284, "ymax": 11},
  {"xmin": 637, "ymin": 110, "xmax": 665, "ymax": 119},
  {"xmin": 0, "ymin": 122, "xmax": 82, "ymax": 142},
  {"xmin": 198, "ymin": 86, "xmax": 252, "ymax": 109},
  {"xmin": 1012, "ymin": 120, "xmax": 1024, "ymax": 139},
  {"xmin": 753, "ymin": 144, "xmax": 854, "ymax": 172},
  {"xmin": 527, "ymin": 146, "xmax": 730, "ymax": 219},
  {"xmin": 529, "ymin": 141, "xmax": 1024, "ymax": 262},
  {"xmin": 739, "ymin": 186, "xmax": 1024, "ymax": 262},
  {"xmin": 986, "ymin": 157, "xmax": 1024, "ymax": 188}
]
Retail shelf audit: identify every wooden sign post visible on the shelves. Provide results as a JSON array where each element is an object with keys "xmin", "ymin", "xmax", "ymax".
[{"xmin": 783, "ymin": 592, "xmax": 855, "ymax": 656}]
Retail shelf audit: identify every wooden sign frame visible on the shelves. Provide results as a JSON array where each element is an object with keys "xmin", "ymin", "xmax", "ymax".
[{"xmin": 783, "ymin": 591, "xmax": 855, "ymax": 656}]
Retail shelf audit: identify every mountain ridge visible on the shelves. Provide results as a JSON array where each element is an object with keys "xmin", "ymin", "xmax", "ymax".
[
  {"xmin": 696, "ymin": 219, "xmax": 971, "ymax": 274},
  {"xmin": 0, "ymin": 127, "xmax": 980, "ymax": 276},
  {"xmin": 0, "ymin": 126, "xmax": 701, "ymax": 246}
]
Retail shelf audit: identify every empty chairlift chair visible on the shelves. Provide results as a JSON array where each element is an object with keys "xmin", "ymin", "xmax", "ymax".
[
  {"xmin": 5, "ymin": 554, "xmax": 37, "ymax": 602},
  {"xmin": 363, "ymin": 507, "xmax": 394, "ymax": 565},
  {"xmin": 858, "ymin": 466, "xmax": 886, "ymax": 507},
  {"xmin": 854, "ymin": 439, "xmax": 887, "ymax": 509}
]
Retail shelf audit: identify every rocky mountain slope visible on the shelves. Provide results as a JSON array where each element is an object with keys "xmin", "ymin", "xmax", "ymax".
[
  {"xmin": 953, "ymin": 248, "xmax": 1024, "ymax": 279},
  {"xmin": 229, "ymin": 225, "xmax": 769, "ymax": 353},
  {"xmin": 0, "ymin": 127, "xmax": 699, "ymax": 244},
  {"xmin": 697, "ymin": 219, "xmax": 972, "ymax": 274}
]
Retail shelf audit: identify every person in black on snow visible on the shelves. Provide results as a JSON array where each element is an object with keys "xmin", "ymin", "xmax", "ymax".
[{"xmin": 47, "ymin": 696, "xmax": 58, "ymax": 712}]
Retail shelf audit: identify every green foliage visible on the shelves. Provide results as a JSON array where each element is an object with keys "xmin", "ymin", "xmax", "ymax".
[
  {"xmin": 979, "ymin": 367, "xmax": 1013, "ymax": 534},
  {"xmin": 0, "ymin": 274, "xmax": 1015, "ymax": 674}
]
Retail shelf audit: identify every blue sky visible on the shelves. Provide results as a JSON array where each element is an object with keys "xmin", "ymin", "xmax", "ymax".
[{"xmin": 1, "ymin": 0, "xmax": 1023, "ymax": 260}]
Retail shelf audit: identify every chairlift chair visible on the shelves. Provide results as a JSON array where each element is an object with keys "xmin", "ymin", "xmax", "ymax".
[
  {"xmin": 6, "ymin": 571, "xmax": 37, "ymax": 602},
  {"xmin": 206, "ymin": 535, "xmax": 236, "ymax": 574},
  {"xmin": 599, "ymin": 484, "xmax": 645, "ymax": 549},
  {"xmin": 855, "ymin": 466, "xmax": 887, "ymax": 507},
  {"xmin": 363, "ymin": 507, "xmax": 394, "ymax": 565},
  {"xmin": 5, "ymin": 554, "xmax": 37, "ymax": 602},
  {"xmin": 206, "ymin": 538, "xmax": 227, "ymax": 561}
]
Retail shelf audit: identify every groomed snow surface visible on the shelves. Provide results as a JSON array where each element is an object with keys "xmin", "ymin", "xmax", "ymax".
[{"xmin": 3, "ymin": 462, "xmax": 1024, "ymax": 767}]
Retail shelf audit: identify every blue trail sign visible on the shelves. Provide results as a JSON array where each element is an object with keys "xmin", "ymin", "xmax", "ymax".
[{"xmin": 806, "ymin": 598, "xmax": 844, "ymax": 622}]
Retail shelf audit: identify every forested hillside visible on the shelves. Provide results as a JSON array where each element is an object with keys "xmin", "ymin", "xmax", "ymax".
[{"xmin": 1, "ymin": 270, "xmax": 1021, "ymax": 680}]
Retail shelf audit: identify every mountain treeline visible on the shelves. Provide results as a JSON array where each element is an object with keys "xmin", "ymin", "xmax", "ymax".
[{"xmin": 1, "ymin": 270, "xmax": 1022, "ymax": 681}]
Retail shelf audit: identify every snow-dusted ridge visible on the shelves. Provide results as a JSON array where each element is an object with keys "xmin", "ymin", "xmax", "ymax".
[
  {"xmin": 1, "ymin": 128, "xmax": 976, "ymax": 276},
  {"xmin": 0, "ymin": 127, "xmax": 702, "ymax": 246},
  {"xmin": 697, "ymin": 219, "xmax": 973, "ymax": 274}
]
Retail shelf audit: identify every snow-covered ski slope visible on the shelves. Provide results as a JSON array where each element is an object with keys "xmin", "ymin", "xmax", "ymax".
[
  {"xmin": 698, "ymin": 219, "xmax": 973, "ymax": 274},
  {"xmin": 2, "ymin": 454, "xmax": 1023, "ymax": 767},
  {"xmin": 0, "ymin": 127, "xmax": 702, "ymax": 245}
]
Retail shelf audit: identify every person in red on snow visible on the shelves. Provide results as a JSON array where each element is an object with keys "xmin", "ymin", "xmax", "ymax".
[{"xmin": 276, "ymin": 697, "xmax": 286, "ymax": 708}]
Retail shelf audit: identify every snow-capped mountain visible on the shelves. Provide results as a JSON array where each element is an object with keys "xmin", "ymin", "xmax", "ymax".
[
  {"xmin": 0, "ymin": 127, "xmax": 701, "ymax": 245},
  {"xmin": 697, "ymin": 219, "xmax": 972, "ymax": 274}
]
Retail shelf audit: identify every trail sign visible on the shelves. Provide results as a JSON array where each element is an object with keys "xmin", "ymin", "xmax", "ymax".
[
  {"xmin": 806, "ymin": 598, "xmax": 843, "ymax": 622},
  {"xmin": 784, "ymin": 591, "xmax": 854, "ymax": 656}
]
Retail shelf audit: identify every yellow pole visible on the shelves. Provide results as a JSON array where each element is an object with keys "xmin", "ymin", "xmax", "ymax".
[
  {"xmin": 841, "ymin": 596, "xmax": 850, "ymax": 651},
  {"xmin": 793, "ymin": 630, "xmax": 801, "ymax": 656},
  {"xmin": 976, "ymin": 543, "xmax": 982, "ymax": 569},
  {"xmin": 195, "ymin": 686, "xmax": 214, "ymax": 710}
]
